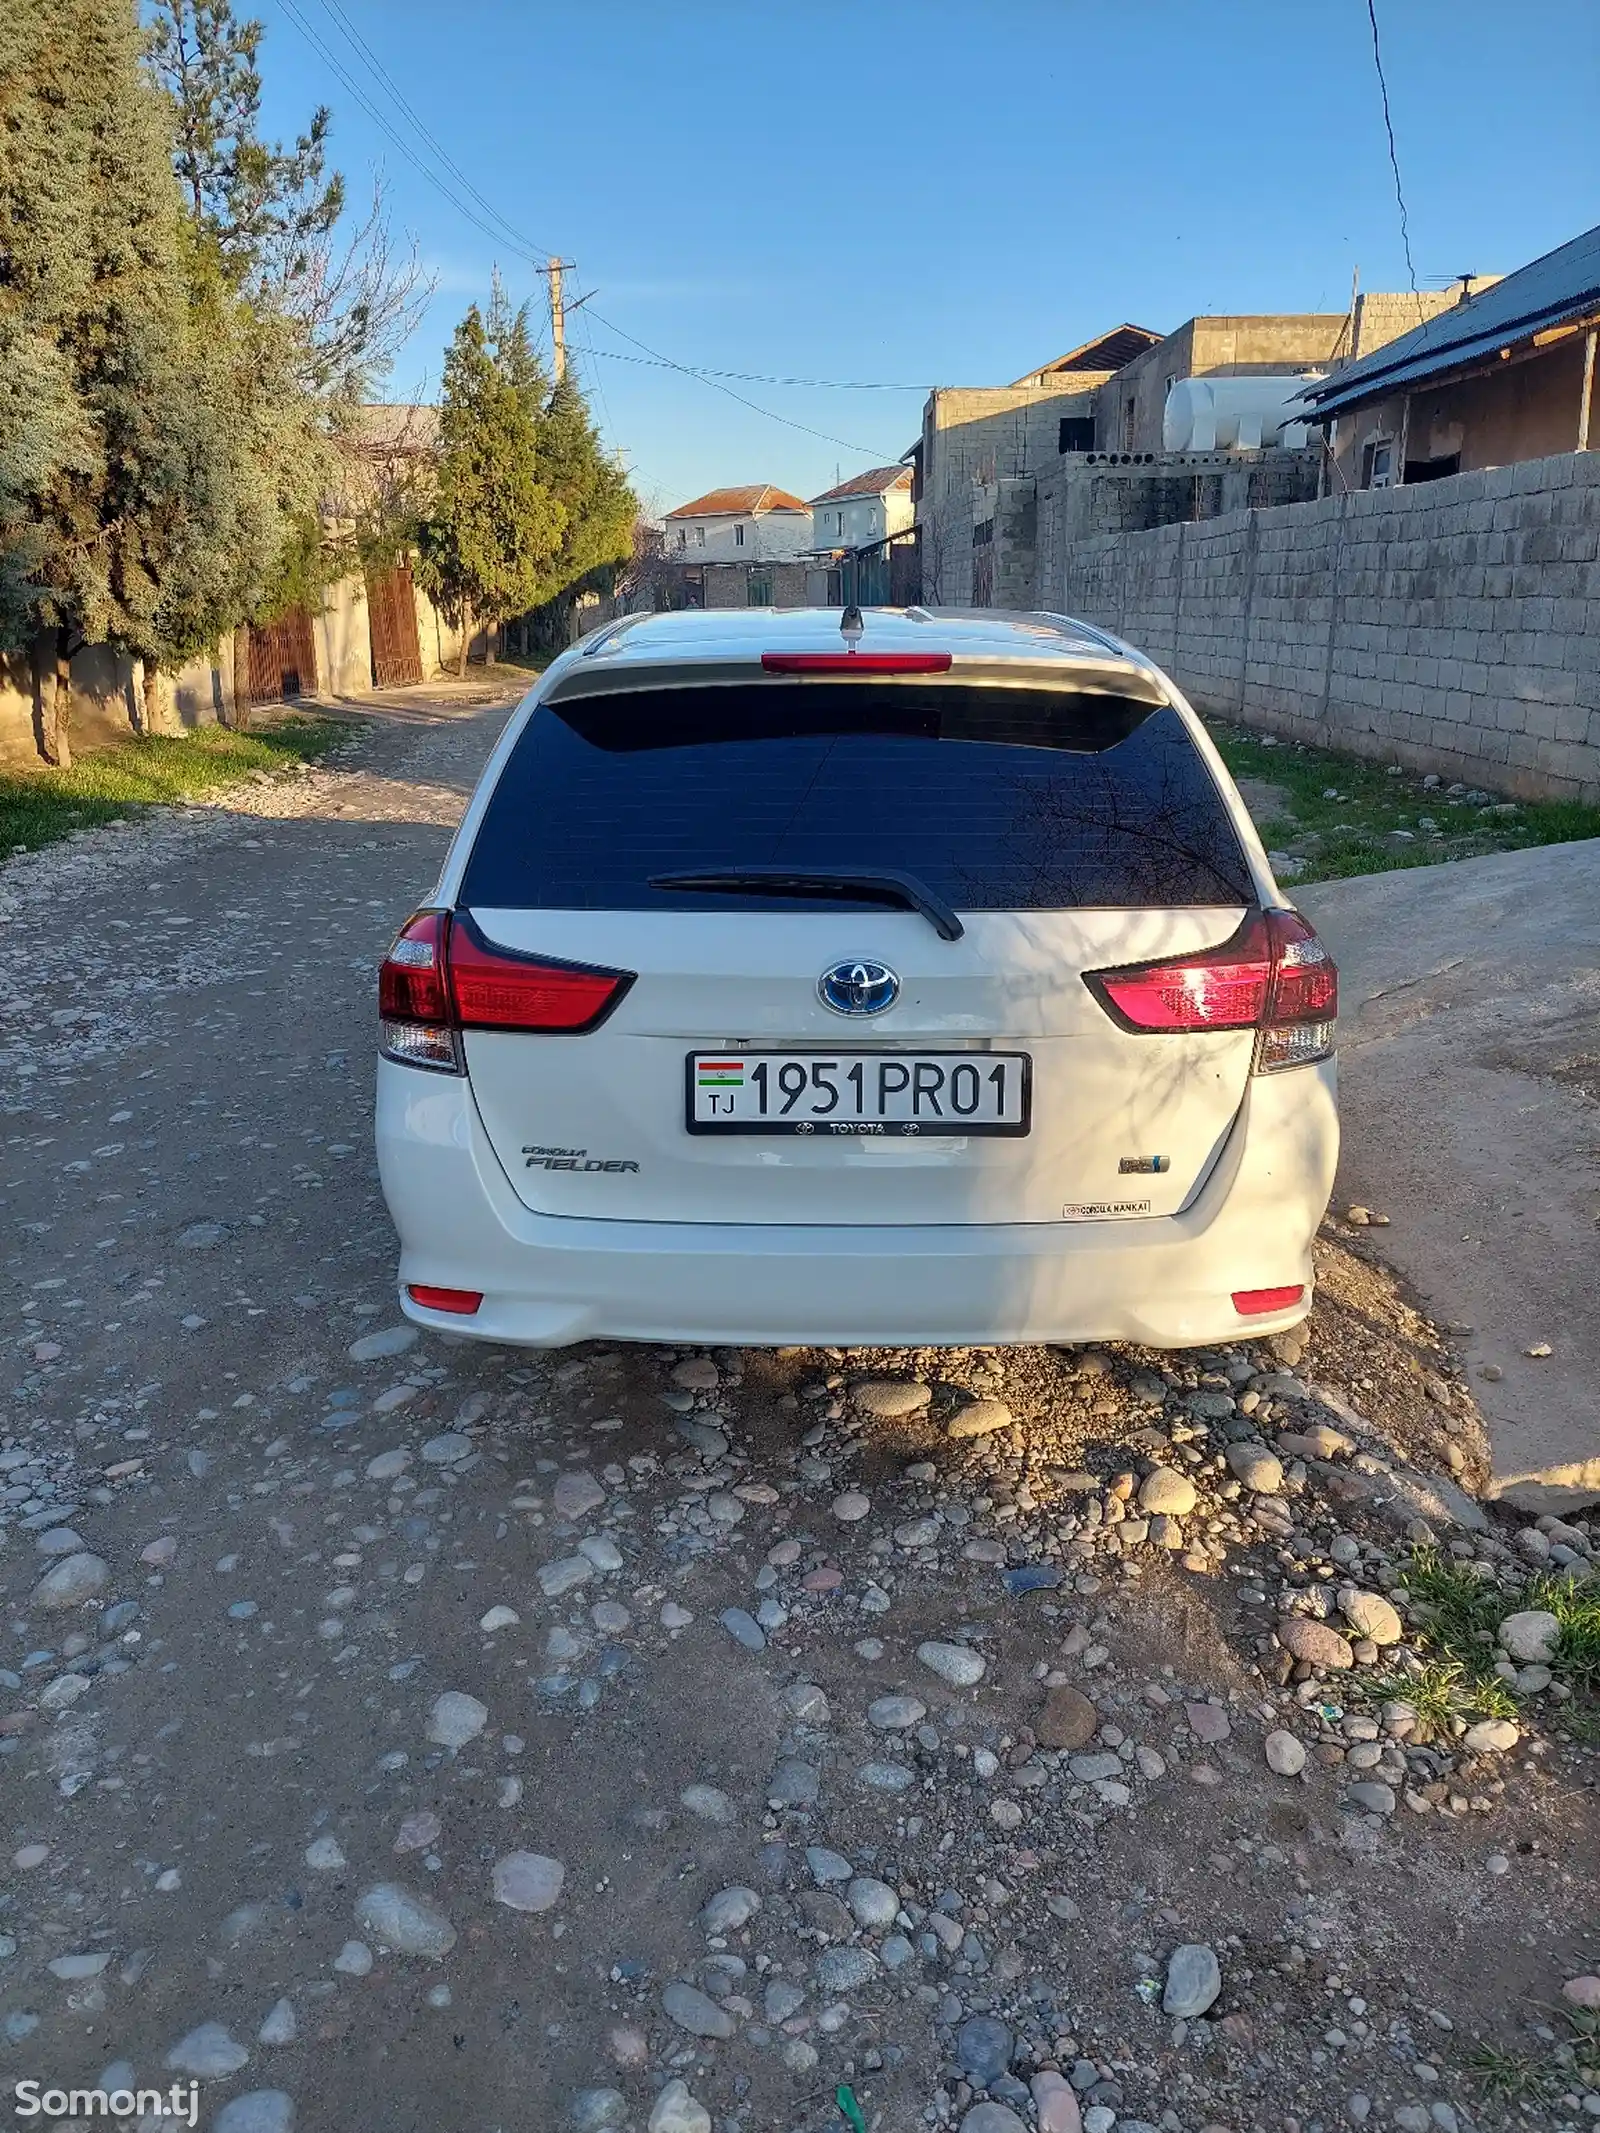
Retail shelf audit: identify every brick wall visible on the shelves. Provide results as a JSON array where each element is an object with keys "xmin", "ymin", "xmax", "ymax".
[{"xmin": 1054, "ymin": 451, "xmax": 1600, "ymax": 803}]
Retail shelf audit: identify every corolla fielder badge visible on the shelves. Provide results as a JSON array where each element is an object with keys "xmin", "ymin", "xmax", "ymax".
[{"xmin": 818, "ymin": 958, "xmax": 900, "ymax": 1016}]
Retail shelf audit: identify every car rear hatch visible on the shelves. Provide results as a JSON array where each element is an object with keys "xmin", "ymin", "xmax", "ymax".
[{"xmin": 439, "ymin": 658, "xmax": 1271, "ymax": 1227}]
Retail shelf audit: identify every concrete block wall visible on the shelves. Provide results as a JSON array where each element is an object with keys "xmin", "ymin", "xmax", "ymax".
[{"xmin": 1054, "ymin": 451, "xmax": 1600, "ymax": 803}]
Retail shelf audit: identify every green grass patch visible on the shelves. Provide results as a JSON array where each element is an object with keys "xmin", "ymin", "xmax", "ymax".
[
  {"xmin": 0, "ymin": 715, "xmax": 348, "ymax": 859},
  {"xmin": 1370, "ymin": 1547, "xmax": 1600, "ymax": 1741},
  {"xmin": 1205, "ymin": 718, "xmax": 1600, "ymax": 883}
]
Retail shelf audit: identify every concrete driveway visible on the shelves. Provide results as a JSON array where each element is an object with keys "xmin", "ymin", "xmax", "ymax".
[{"xmin": 1300, "ymin": 841, "xmax": 1600, "ymax": 1509}]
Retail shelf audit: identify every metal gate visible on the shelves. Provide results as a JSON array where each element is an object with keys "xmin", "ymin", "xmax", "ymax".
[
  {"xmin": 244, "ymin": 608, "xmax": 318, "ymax": 704},
  {"xmin": 365, "ymin": 564, "xmax": 423, "ymax": 687}
]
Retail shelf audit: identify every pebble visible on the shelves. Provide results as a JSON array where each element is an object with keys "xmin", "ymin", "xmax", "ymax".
[
  {"xmin": 947, "ymin": 1399, "xmax": 1013, "ymax": 1439},
  {"xmin": 1185, "ymin": 1700, "xmax": 1231, "ymax": 1743},
  {"xmin": 258, "ymin": 1999, "xmax": 297, "ymax": 2046},
  {"xmin": 1498, "ymin": 1608, "xmax": 1560, "ymax": 1663},
  {"xmin": 917, "ymin": 1640, "xmax": 986, "ymax": 1687},
  {"xmin": 394, "ymin": 1811, "xmax": 442, "ymax": 1854},
  {"xmin": 578, "ymin": 1536, "xmax": 622, "ymax": 1571},
  {"xmin": 568, "ymin": 2090, "xmax": 629, "ymax": 2132},
  {"xmin": 1138, "ymin": 1468, "xmax": 1196, "ymax": 1516},
  {"xmin": 767, "ymin": 1760, "xmax": 820, "ymax": 1807},
  {"xmin": 365, "ymin": 1448, "xmax": 411, "ymax": 1482},
  {"xmin": 1277, "ymin": 1616, "xmax": 1354, "ymax": 1670},
  {"xmin": 814, "ymin": 1945, "xmax": 878, "ymax": 1993},
  {"xmin": 699, "ymin": 1885, "xmax": 760, "ymax": 1934},
  {"xmin": 426, "ymin": 1691, "xmax": 488, "ymax": 1749},
  {"xmin": 304, "ymin": 1836, "xmax": 346, "ymax": 1870},
  {"xmin": 31, "ymin": 1553, "xmax": 110, "ymax": 1610},
  {"xmin": 806, "ymin": 1845, "xmax": 853, "ymax": 1884},
  {"xmin": 959, "ymin": 2107, "xmax": 1028, "ymax": 2133},
  {"xmin": 831, "ymin": 1491, "xmax": 872, "ymax": 1522},
  {"xmin": 847, "ymin": 1875, "xmax": 900, "ymax": 1929},
  {"xmin": 1163, "ymin": 1941, "xmax": 1222, "ymax": 2017},
  {"xmin": 353, "ymin": 1883, "xmax": 457, "ymax": 1957},
  {"xmin": 1035, "ymin": 1685, "xmax": 1098, "ymax": 1750},
  {"xmin": 333, "ymin": 1941, "xmax": 373, "ymax": 1976},
  {"xmin": 718, "ymin": 1607, "xmax": 765, "ymax": 1652},
  {"xmin": 1225, "ymin": 1442, "xmax": 1283, "ymax": 1493},
  {"xmin": 166, "ymin": 2022, "xmax": 251, "ymax": 2077},
  {"xmin": 868, "ymin": 1693, "xmax": 926, "ymax": 1730},
  {"xmin": 1562, "ymin": 1976, "xmax": 1600, "ymax": 2009},
  {"xmin": 1265, "ymin": 1729, "xmax": 1307, "ymax": 1776},
  {"xmin": 420, "ymin": 1433, "xmax": 473, "ymax": 1464},
  {"xmin": 35, "ymin": 1528, "xmax": 86, "ymax": 1556},
  {"xmin": 141, "ymin": 1535, "xmax": 179, "ymax": 1566},
  {"xmin": 648, "ymin": 2080, "xmax": 711, "ymax": 2133},
  {"xmin": 670, "ymin": 1357, "xmax": 720, "ymax": 1390},
  {"xmin": 1030, "ymin": 2071, "xmax": 1083, "ymax": 2133},
  {"xmin": 858, "ymin": 1761, "xmax": 916, "ymax": 1791},
  {"xmin": 1463, "ymin": 1718, "xmax": 1520, "ymax": 1754},
  {"xmin": 957, "ymin": 2013, "xmax": 1014, "ymax": 2085},
  {"xmin": 349, "ymin": 1325, "xmax": 418, "ymax": 1361},
  {"xmin": 553, "ymin": 1471, "xmax": 606, "ymax": 1519},
  {"xmin": 491, "ymin": 1852, "xmax": 565, "ymax": 1913},
  {"xmin": 852, "ymin": 1379, "xmax": 931, "ymax": 1417},
  {"xmin": 538, "ymin": 1556, "xmax": 594, "ymax": 1597},
  {"xmin": 1348, "ymin": 1781, "xmax": 1397, "ymax": 1816},
  {"xmin": 213, "ymin": 2095, "xmax": 294, "ymax": 2133},
  {"xmin": 782, "ymin": 1681, "xmax": 830, "ymax": 1724},
  {"xmin": 681, "ymin": 1783, "xmax": 736, "ymax": 1825},
  {"xmin": 660, "ymin": 1602, "xmax": 693, "ymax": 1631},
  {"xmin": 662, "ymin": 1980, "xmax": 734, "ymax": 2038},
  {"xmin": 1339, "ymin": 1589, "xmax": 1404, "ymax": 1644},
  {"xmin": 479, "ymin": 1605, "xmax": 519, "ymax": 1632}
]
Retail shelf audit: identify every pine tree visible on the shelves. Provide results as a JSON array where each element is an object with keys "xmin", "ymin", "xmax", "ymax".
[
  {"xmin": 416, "ymin": 301, "xmax": 566, "ymax": 675},
  {"xmin": 532, "ymin": 376, "xmax": 638, "ymax": 606},
  {"xmin": 0, "ymin": 0, "xmax": 247, "ymax": 763}
]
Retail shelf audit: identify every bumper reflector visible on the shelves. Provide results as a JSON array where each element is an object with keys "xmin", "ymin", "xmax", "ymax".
[
  {"xmin": 1232, "ymin": 1284, "xmax": 1306, "ymax": 1316},
  {"xmin": 407, "ymin": 1284, "xmax": 483, "ymax": 1315}
]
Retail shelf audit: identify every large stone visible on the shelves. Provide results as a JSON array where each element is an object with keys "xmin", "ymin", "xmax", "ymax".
[
  {"xmin": 538, "ymin": 1556, "xmax": 593, "ymax": 1598},
  {"xmin": 213, "ymin": 2096, "xmax": 293, "ymax": 2133},
  {"xmin": 1563, "ymin": 1976, "xmax": 1600, "ymax": 2010},
  {"xmin": 1277, "ymin": 1615, "xmax": 1354, "ymax": 1670},
  {"xmin": 955, "ymin": 2014, "xmax": 1013, "ymax": 2085},
  {"xmin": 852, "ymin": 1379, "xmax": 932, "ymax": 1418},
  {"xmin": 699, "ymin": 1885, "xmax": 760, "ymax": 1935},
  {"xmin": 568, "ymin": 2090, "xmax": 629, "ymax": 2132},
  {"xmin": 32, "ymin": 1553, "xmax": 110, "ymax": 1610},
  {"xmin": 662, "ymin": 1981, "xmax": 734, "ymax": 2039},
  {"xmin": 1162, "ymin": 1941, "xmax": 1221, "ymax": 2018},
  {"xmin": 814, "ymin": 1945, "xmax": 879, "ymax": 1994},
  {"xmin": 1138, "ymin": 1468, "xmax": 1196, "ymax": 1517},
  {"xmin": 1338, "ymin": 1588, "xmax": 1404, "ymax": 1644},
  {"xmin": 426, "ymin": 1690, "xmax": 487, "ymax": 1749},
  {"xmin": 354, "ymin": 1882, "xmax": 457, "ymax": 1958},
  {"xmin": 1498, "ymin": 1609, "xmax": 1560, "ymax": 1663},
  {"xmin": 165, "ymin": 2023, "xmax": 251, "ymax": 2078},
  {"xmin": 947, "ymin": 1399, "xmax": 1013, "ymax": 1439},
  {"xmin": 1463, "ymin": 1717, "xmax": 1520, "ymax": 1754},
  {"xmin": 1035, "ymin": 1685, "xmax": 1098, "ymax": 1751},
  {"xmin": 649, "ymin": 2080, "xmax": 712, "ymax": 2133},
  {"xmin": 1378, "ymin": 1467, "xmax": 1488, "ymax": 1534},
  {"xmin": 491, "ymin": 1852, "xmax": 565, "ymax": 1913},
  {"xmin": 867, "ymin": 1693, "xmax": 926, "ymax": 1730},
  {"xmin": 349, "ymin": 1324, "xmax": 418, "ymax": 1362},
  {"xmin": 1030, "ymin": 2071, "xmax": 1083, "ymax": 2133},
  {"xmin": 1264, "ymin": 1729, "xmax": 1307, "ymax": 1776},
  {"xmin": 917, "ymin": 1639, "xmax": 986, "ymax": 1688},
  {"xmin": 1225, "ymin": 1441, "xmax": 1283, "ymax": 1493},
  {"xmin": 847, "ymin": 1876, "xmax": 900, "ymax": 1930},
  {"xmin": 553, "ymin": 1471, "xmax": 606, "ymax": 1519},
  {"xmin": 671, "ymin": 1356, "xmax": 721, "ymax": 1390},
  {"xmin": 1347, "ymin": 1780, "xmax": 1397, "ymax": 1815},
  {"xmin": 959, "ymin": 2106, "xmax": 1028, "ymax": 2133}
]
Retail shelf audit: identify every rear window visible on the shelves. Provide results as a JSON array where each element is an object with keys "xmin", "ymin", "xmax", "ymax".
[{"xmin": 460, "ymin": 682, "xmax": 1251, "ymax": 912}]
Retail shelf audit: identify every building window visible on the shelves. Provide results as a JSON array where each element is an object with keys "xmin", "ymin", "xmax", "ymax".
[
  {"xmin": 695, "ymin": 525, "xmax": 705, "ymax": 547},
  {"xmin": 972, "ymin": 517, "xmax": 994, "ymax": 547},
  {"xmin": 1058, "ymin": 416, "xmax": 1095, "ymax": 452},
  {"xmin": 747, "ymin": 572, "xmax": 771, "ymax": 606},
  {"xmin": 675, "ymin": 527, "xmax": 686, "ymax": 551},
  {"xmin": 1361, "ymin": 438, "xmax": 1396, "ymax": 489},
  {"xmin": 834, "ymin": 511, "xmax": 844, "ymax": 537},
  {"xmin": 734, "ymin": 523, "xmax": 745, "ymax": 547},
  {"xmin": 1122, "ymin": 395, "xmax": 1137, "ymax": 452}
]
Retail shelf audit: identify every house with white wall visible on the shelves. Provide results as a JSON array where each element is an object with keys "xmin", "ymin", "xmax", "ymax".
[
  {"xmin": 808, "ymin": 466, "xmax": 915, "ymax": 552},
  {"xmin": 663, "ymin": 484, "xmax": 812, "ymax": 563}
]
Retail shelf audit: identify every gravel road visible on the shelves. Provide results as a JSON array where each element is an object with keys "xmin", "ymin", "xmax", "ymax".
[{"xmin": 3, "ymin": 690, "xmax": 1598, "ymax": 2133}]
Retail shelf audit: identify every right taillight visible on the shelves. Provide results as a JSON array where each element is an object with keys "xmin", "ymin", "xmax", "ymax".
[
  {"xmin": 1085, "ymin": 909, "xmax": 1336, "ymax": 1073},
  {"xmin": 379, "ymin": 912, "xmax": 633, "ymax": 1072}
]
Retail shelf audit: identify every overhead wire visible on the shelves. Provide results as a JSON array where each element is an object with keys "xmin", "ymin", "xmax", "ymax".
[
  {"xmin": 1363, "ymin": 0, "xmax": 1426, "ymax": 327},
  {"xmin": 280, "ymin": 0, "xmax": 910, "ymax": 460}
]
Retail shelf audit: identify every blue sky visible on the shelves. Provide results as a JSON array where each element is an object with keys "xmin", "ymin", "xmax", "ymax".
[{"xmin": 253, "ymin": 0, "xmax": 1599, "ymax": 514}]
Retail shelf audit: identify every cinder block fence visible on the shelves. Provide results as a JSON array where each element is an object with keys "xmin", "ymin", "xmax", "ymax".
[{"xmin": 1055, "ymin": 451, "xmax": 1600, "ymax": 803}]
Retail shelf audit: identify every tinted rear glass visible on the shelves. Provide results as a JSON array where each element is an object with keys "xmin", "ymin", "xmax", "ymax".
[{"xmin": 460, "ymin": 682, "xmax": 1251, "ymax": 912}]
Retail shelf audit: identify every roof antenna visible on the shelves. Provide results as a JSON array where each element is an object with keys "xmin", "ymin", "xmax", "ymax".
[{"xmin": 840, "ymin": 604, "xmax": 864, "ymax": 651}]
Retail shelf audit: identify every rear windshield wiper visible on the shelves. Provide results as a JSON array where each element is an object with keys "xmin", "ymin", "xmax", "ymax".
[{"xmin": 648, "ymin": 866, "xmax": 965, "ymax": 942}]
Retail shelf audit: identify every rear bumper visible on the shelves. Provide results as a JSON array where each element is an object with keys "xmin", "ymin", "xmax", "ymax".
[{"xmin": 375, "ymin": 1058, "xmax": 1337, "ymax": 1349}]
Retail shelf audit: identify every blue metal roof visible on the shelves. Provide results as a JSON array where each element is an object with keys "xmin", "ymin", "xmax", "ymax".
[{"xmin": 1297, "ymin": 223, "xmax": 1600, "ymax": 419}]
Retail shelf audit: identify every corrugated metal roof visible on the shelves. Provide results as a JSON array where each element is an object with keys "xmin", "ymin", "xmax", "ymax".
[
  {"xmin": 1298, "ymin": 223, "xmax": 1600, "ymax": 418},
  {"xmin": 664, "ymin": 484, "xmax": 810, "ymax": 519},
  {"xmin": 807, "ymin": 466, "xmax": 913, "ymax": 504}
]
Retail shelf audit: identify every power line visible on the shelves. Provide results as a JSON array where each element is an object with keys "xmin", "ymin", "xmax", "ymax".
[
  {"xmin": 1363, "ymin": 0, "xmax": 1424, "ymax": 324},
  {"xmin": 581, "ymin": 348, "xmax": 926, "ymax": 392},
  {"xmin": 276, "ymin": 0, "xmax": 905, "ymax": 460}
]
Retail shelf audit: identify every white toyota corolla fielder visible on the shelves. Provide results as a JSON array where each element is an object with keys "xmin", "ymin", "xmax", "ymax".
[{"xmin": 375, "ymin": 607, "xmax": 1338, "ymax": 1349}]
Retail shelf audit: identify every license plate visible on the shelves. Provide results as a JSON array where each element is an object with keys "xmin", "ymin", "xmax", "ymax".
[{"xmin": 686, "ymin": 1051, "xmax": 1031, "ymax": 1136}]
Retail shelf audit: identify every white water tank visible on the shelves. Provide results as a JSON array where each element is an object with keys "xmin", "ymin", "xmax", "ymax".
[{"xmin": 1162, "ymin": 374, "xmax": 1323, "ymax": 453}]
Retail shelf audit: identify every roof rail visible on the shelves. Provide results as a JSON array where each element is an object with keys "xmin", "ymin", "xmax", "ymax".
[{"xmin": 579, "ymin": 613, "xmax": 653, "ymax": 658}]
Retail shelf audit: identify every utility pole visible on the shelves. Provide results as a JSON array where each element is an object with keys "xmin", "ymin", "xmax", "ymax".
[{"xmin": 539, "ymin": 256, "xmax": 579, "ymax": 382}]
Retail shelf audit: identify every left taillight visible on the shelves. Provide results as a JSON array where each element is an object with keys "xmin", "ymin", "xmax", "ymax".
[
  {"xmin": 1084, "ymin": 909, "xmax": 1337, "ymax": 1073},
  {"xmin": 379, "ymin": 911, "xmax": 634, "ymax": 1072}
]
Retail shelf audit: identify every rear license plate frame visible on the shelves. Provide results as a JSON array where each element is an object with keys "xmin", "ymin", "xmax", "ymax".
[{"xmin": 685, "ymin": 1049, "xmax": 1032, "ymax": 1137}]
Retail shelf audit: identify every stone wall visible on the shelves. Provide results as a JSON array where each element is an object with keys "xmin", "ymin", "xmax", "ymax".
[{"xmin": 1053, "ymin": 450, "xmax": 1600, "ymax": 803}]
